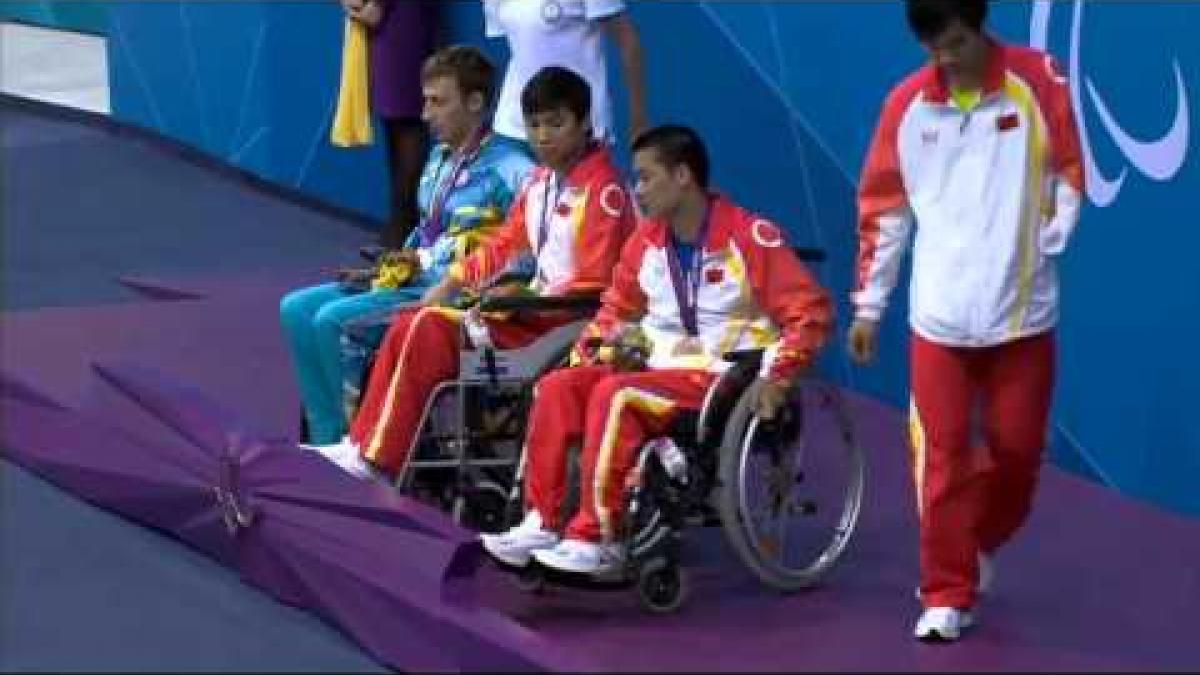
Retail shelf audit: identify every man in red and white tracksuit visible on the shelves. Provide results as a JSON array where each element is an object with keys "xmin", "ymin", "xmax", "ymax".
[
  {"xmin": 848, "ymin": 0, "xmax": 1085, "ymax": 641},
  {"xmin": 310, "ymin": 67, "xmax": 632, "ymax": 480},
  {"xmin": 482, "ymin": 125, "xmax": 832, "ymax": 574}
]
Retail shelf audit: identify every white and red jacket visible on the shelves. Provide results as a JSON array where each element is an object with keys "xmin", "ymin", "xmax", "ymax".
[
  {"xmin": 855, "ymin": 39, "xmax": 1085, "ymax": 347},
  {"xmin": 575, "ymin": 195, "xmax": 833, "ymax": 383},
  {"xmin": 448, "ymin": 143, "xmax": 632, "ymax": 295}
]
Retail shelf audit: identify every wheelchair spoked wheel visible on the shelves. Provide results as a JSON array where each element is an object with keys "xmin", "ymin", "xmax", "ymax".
[
  {"xmin": 716, "ymin": 379, "xmax": 865, "ymax": 592},
  {"xmin": 636, "ymin": 557, "xmax": 688, "ymax": 614},
  {"xmin": 514, "ymin": 563, "xmax": 548, "ymax": 594},
  {"xmin": 452, "ymin": 477, "xmax": 511, "ymax": 534}
]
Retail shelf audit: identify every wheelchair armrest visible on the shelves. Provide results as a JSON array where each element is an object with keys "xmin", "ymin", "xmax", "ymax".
[
  {"xmin": 485, "ymin": 271, "xmax": 535, "ymax": 289},
  {"xmin": 359, "ymin": 245, "xmax": 385, "ymax": 264},
  {"xmin": 694, "ymin": 350, "xmax": 765, "ymax": 448},
  {"xmin": 478, "ymin": 293, "xmax": 602, "ymax": 315},
  {"xmin": 722, "ymin": 349, "xmax": 764, "ymax": 368},
  {"xmin": 793, "ymin": 246, "xmax": 826, "ymax": 263}
]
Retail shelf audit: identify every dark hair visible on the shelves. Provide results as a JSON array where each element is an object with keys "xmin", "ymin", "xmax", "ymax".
[
  {"xmin": 520, "ymin": 66, "xmax": 591, "ymax": 122},
  {"xmin": 421, "ymin": 45, "xmax": 496, "ymax": 105},
  {"xmin": 905, "ymin": 0, "xmax": 988, "ymax": 41},
  {"xmin": 632, "ymin": 125, "xmax": 711, "ymax": 189}
]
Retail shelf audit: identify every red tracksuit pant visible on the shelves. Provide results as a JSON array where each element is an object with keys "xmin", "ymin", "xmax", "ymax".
[
  {"xmin": 522, "ymin": 365, "xmax": 716, "ymax": 543},
  {"xmin": 910, "ymin": 330, "xmax": 1055, "ymax": 609},
  {"xmin": 349, "ymin": 305, "xmax": 571, "ymax": 474}
]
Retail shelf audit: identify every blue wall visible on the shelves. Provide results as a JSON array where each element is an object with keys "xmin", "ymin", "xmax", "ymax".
[
  {"xmin": 106, "ymin": 0, "xmax": 389, "ymax": 220},
  {"xmin": 102, "ymin": 1, "xmax": 1199, "ymax": 517},
  {"xmin": 0, "ymin": 1, "xmax": 107, "ymax": 34}
]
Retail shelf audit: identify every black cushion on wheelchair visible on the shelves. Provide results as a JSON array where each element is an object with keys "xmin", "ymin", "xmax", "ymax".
[
  {"xmin": 793, "ymin": 246, "xmax": 826, "ymax": 263},
  {"xmin": 478, "ymin": 293, "xmax": 602, "ymax": 315}
]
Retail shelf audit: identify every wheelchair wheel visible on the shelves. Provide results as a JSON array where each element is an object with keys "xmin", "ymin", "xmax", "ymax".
[
  {"xmin": 452, "ymin": 478, "xmax": 510, "ymax": 533},
  {"xmin": 636, "ymin": 558, "xmax": 688, "ymax": 614},
  {"xmin": 716, "ymin": 378, "xmax": 865, "ymax": 592},
  {"xmin": 514, "ymin": 564, "xmax": 547, "ymax": 594}
]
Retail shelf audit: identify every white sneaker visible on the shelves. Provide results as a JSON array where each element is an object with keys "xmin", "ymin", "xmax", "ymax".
[
  {"xmin": 480, "ymin": 510, "xmax": 559, "ymax": 567},
  {"xmin": 916, "ymin": 552, "xmax": 995, "ymax": 600},
  {"xmin": 913, "ymin": 606, "xmax": 975, "ymax": 642},
  {"xmin": 312, "ymin": 437, "xmax": 378, "ymax": 480},
  {"xmin": 531, "ymin": 538, "xmax": 623, "ymax": 575}
]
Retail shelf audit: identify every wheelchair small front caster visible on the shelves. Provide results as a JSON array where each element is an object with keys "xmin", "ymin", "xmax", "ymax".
[
  {"xmin": 514, "ymin": 564, "xmax": 546, "ymax": 594},
  {"xmin": 452, "ymin": 479, "xmax": 510, "ymax": 533},
  {"xmin": 636, "ymin": 559, "xmax": 687, "ymax": 614}
]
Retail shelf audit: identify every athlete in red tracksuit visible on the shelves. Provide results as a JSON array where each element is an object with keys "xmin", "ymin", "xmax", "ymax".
[
  {"xmin": 482, "ymin": 125, "xmax": 833, "ymax": 574},
  {"xmin": 848, "ymin": 0, "xmax": 1085, "ymax": 640},
  {"xmin": 311, "ymin": 66, "xmax": 633, "ymax": 481}
]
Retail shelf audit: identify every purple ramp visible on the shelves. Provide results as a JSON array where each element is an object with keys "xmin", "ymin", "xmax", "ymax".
[
  {"xmin": 9, "ymin": 361, "xmax": 588, "ymax": 672},
  {"xmin": 115, "ymin": 274, "xmax": 209, "ymax": 300},
  {"xmin": 0, "ymin": 371, "xmax": 68, "ymax": 410},
  {"xmin": 115, "ymin": 269, "xmax": 327, "ymax": 303},
  {"xmin": 0, "ymin": 393, "xmax": 233, "ymax": 563}
]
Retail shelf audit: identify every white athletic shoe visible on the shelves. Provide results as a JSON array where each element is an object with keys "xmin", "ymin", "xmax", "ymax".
[
  {"xmin": 531, "ymin": 538, "xmax": 623, "ymax": 575},
  {"xmin": 309, "ymin": 437, "xmax": 378, "ymax": 480},
  {"xmin": 914, "ymin": 606, "xmax": 975, "ymax": 642},
  {"xmin": 480, "ymin": 510, "xmax": 560, "ymax": 567}
]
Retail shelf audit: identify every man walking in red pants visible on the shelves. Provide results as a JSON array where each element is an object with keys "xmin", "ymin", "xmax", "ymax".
[
  {"xmin": 848, "ymin": 0, "xmax": 1084, "ymax": 641},
  {"xmin": 310, "ymin": 66, "xmax": 632, "ymax": 480},
  {"xmin": 482, "ymin": 125, "xmax": 833, "ymax": 574}
]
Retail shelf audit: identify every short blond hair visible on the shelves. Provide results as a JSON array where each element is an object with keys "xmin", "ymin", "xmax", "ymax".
[{"xmin": 421, "ymin": 45, "xmax": 495, "ymax": 105}]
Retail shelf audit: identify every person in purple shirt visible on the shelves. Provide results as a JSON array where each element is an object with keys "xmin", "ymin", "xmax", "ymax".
[{"xmin": 341, "ymin": 0, "xmax": 438, "ymax": 247}]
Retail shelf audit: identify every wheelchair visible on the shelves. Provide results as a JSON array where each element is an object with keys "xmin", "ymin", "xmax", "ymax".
[
  {"xmin": 494, "ymin": 346, "xmax": 866, "ymax": 613},
  {"xmin": 393, "ymin": 292, "xmax": 603, "ymax": 531},
  {"xmin": 482, "ymin": 250, "xmax": 866, "ymax": 613},
  {"xmin": 312, "ymin": 284, "xmax": 602, "ymax": 532}
]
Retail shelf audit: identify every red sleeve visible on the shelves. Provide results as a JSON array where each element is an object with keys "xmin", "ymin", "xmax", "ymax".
[
  {"xmin": 856, "ymin": 85, "xmax": 910, "ymax": 289},
  {"xmin": 557, "ymin": 179, "xmax": 633, "ymax": 295},
  {"xmin": 738, "ymin": 218, "xmax": 834, "ymax": 383},
  {"xmin": 570, "ymin": 225, "xmax": 649, "ymax": 364},
  {"xmin": 1040, "ymin": 54, "xmax": 1085, "ymax": 193},
  {"xmin": 853, "ymin": 80, "xmax": 919, "ymax": 321},
  {"xmin": 449, "ymin": 183, "xmax": 531, "ymax": 289}
]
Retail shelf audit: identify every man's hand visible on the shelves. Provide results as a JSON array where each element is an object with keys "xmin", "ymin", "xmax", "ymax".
[
  {"xmin": 335, "ymin": 267, "xmax": 375, "ymax": 291},
  {"xmin": 755, "ymin": 378, "xmax": 791, "ymax": 421},
  {"xmin": 379, "ymin": 248, "xmax": 420, "ymax": 268},
  {"xmin": 349, "ymin": 0, "xmax": 383, "ymax": 27},
  {"xmin": 847, "ymin": 318, "xmax": 879, "ymax": 366},
  {"xmin": 609, "ymin": 325, "xmax": 650, "ymax": 372},
  {"xmin": 422, "ymin": 277, "xmax": 461, "ymax": 306}
]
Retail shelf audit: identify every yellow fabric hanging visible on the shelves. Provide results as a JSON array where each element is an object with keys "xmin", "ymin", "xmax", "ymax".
[{"xmin": 331, "ymin": 18, "xmax": 373, "ymax": 147}]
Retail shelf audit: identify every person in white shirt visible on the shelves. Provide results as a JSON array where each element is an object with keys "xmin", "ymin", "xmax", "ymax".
[
  {"xmin": 483, "ymin": 0, "xmax": 648, "ymax": 146},
  {"xmin": 849, "ymin": 0, "xmax": 1084, "ymax": 644}
]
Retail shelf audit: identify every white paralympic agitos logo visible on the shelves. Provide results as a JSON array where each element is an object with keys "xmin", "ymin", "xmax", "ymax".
[{"xmin": 1030, "ymin": 0, "xmax": 1190, "ymax": 207}]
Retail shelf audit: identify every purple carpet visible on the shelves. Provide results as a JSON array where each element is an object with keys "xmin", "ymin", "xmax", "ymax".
[{"xmin": 3, "ymin": 272, "xmax": 1198, "ymax": 671}]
